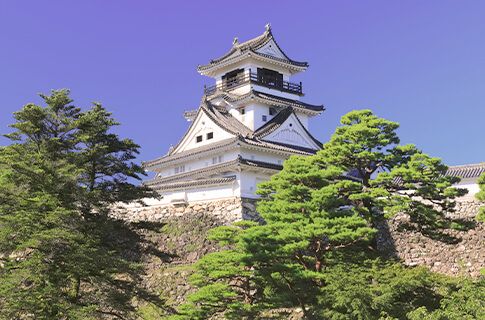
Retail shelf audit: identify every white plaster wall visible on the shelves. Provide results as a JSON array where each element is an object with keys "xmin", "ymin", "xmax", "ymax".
[
  {"xmin": 173, "ymin": 111, "xmax": 234, "ymax": 154},
  {"xmin": 455, "ymin": 183, "xmax": 480, "ymax": 199},
  {"xmin": 240, "ymin": 149, "xmax": 286, "ymax": 165},
  {"xmin": 240, "ymin": 171, "xmax": 272, "ymax": 198},
  {"xmin": 263, "ymin": 113, "xmax": 320, "ymax": 150},
  {"xmin": 132, "ymin": 184, "xmax": 240, "ymax": 207},
  {"xmin": 247, "ymin": 102, "xmax": 273, "ymax": 130},
  {"xmin": 156, "ymin": 150, "xmax": 240, "ymax": 177},
  {"xmin": 294, "ymin": 112, "xmax": 309, "ymax": 129}
]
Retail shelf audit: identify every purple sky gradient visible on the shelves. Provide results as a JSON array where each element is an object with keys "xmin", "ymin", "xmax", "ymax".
[{"xmin": 1, "ymin": 1, "xmax": 484, "ymax": 167}]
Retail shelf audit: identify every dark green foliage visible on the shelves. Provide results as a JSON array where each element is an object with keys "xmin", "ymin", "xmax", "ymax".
[
  {"xmin": 172, "ymin": 156, "xmax": 376, "ymax": 319},
  {"xmin": 318, "ymin": 110, "xmax": 467, "ymax": 232},
  {"xmin": 408, "ymin": 277, "xmax": 485, "ymax": 320},
  {"xmin": 476, "ymin": 172, "xmax": 485, "ymax": 222},
  {"xmin": 0, "ymin": 90, "xmax": 158, "ymax": 319},
  {"xmin": 172, "ymin": 110, "xmax": 475, "ymax": 319}
]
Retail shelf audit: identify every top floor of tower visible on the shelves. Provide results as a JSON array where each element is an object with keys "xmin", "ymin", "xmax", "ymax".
[{"xmin": 198, "ymin": 24, "xmax": 308, "ymax": 100}]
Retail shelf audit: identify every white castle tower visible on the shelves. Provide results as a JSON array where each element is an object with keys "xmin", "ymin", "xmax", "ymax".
[{"xmin": 138, "ymin": 25, "xmax": 324, "ymax": 220}]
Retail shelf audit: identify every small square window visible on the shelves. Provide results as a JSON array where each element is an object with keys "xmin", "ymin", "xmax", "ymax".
[
  {"xmin": 196, "ymin": 135, "xmax": 203, "ymax": 143},
  {"xmin": 262, "ymin": 115, "xmax": 267, "ymax": 122},
  {"xmin": 207, "ymin": 132, "xmax": 213, "ymax": 140},
  {"xmin": 269, "ymin": 107, "xmax": 276, "ymax": 116}
]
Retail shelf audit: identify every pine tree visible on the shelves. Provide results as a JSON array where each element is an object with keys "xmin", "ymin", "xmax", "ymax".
[
  {"xmin": 172, "ymin": 110, "xmax": 470, "ymax": 319},
  {"xmin": 0, "ymin": 90, "xmax": 159, "ymax": 319},
  {"xmin": 318, "ymin": 110, "xmax": 467, "ymax": 233},
  {"xmin": 173, "ymin": 156, "xmax": 375, "ymax": 319}
]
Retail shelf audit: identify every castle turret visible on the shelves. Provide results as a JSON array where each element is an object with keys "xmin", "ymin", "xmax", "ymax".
[{"xmin": 142, "ymin": 25, "xmax": 324, "ymax": 210}]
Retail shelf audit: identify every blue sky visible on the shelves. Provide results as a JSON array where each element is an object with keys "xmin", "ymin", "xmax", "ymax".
[{"xmin": 1, "ymin": 1, "xmax": 484, "ymax": 166}]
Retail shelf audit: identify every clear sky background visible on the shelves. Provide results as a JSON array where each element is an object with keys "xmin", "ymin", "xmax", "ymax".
[{"xmin": 1, "ymin": 1, "xmax": 484, "ymax": 167}]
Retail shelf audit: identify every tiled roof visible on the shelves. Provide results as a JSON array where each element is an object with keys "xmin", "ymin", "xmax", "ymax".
[
  {"xmin": 240, "ymin": 138, "xmax": 318, "ymax": 155},
  {"xmin": 202, "ymin": 100, "xmax": 253, "ymax": 138},
  {"xmin": 390, "ymin": 162, "xmax": 485, "ymax": 186},
  {"xmin": 183, "ymin": 110, "xmax": 197, "ymax": 121},
  {"xmin": 143, "ymin": 134, "xmax": 317, "ymax": 172},
  {"xmin": 144, "ymin": 175, "xmax": 237, "ymax": 191},
  {"xmin": 445, "ymin": 163, "xmax": 485, "ymax": 180},
  {"xmin": 213, "ymin": 90, "xmax": 324, "ymax": 115},
  {"xmin": 198, "ymin": 25, "xmax": 308, "ymax": 73},
  {"xmin": 254, "ymin": 107, "xmax": 293, "ymax": 138},
  {"xmin": 146, "ymin": 157, "xmax": 282, "ymax": 185},
  {"xmin": 253, "ymin": 106, "xmax": 322, "ymax": 148},
  {"xmin": 144, "ymin": 97, "xmax": 321, "ymax": 171},
  {"xmin": 143, "ymin": 137, "xmax": 239, "ymax": 169}
]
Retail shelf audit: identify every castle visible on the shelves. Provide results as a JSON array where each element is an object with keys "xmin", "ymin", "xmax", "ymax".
[
  {"xmin": 137, "ymin": 25, "xmax": 323, "ymax": 220},
  {"xmin": 114, "ymin": 26, "xmax": 484, "ymax": 277}
]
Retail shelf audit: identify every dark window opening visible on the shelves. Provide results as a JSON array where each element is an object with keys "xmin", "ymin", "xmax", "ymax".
[
  {"xmin": 196, "ymin": 135, "xmax": 203, "ymax": 143},
  {"xmin": 241, "ymin": 108, "xmax": 245, "ymax": 115},
  {"xmin": 269, "ymin": 107, "xmax": 276, "ymax": 116},
  {"xmin": 222, "ymin": 69, "xmax": 245, "ymax": 89},
  {"xmin": 207, "ymin": 132, "xmax": 213, "ymax": 140},
  {"xmin": 257, "ymin": 68, "xmax": 283, "ymax": 88},
  {"xmin": 262, "ymin": 115, "xmax": 267, "ymax": 122}
]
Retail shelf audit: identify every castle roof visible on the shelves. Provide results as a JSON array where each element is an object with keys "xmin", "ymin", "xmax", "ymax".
[
  {"xmin": 445, "ymin": 163, "xmax": 485, "ymax": 182},
  {"xmin": 198, "ymin": 25, "xmax": 308, "ymax": 76},
  {"xmin": 144, "ymin": 156, "xmax": 283, "ymax": 187},
  {"xmin": 184, "ymin": 90, "xmax": 324, "ymax": 121},
  {"xmin": 143, "ymin": 135, "xmax": 317, "ymax": 171},
  {"xmin": 217, "ymin": 90, "xmax": 324, "ymax": 115},
  {"xmin": 144, "ymin": 175, "xmax": 237, "ymax": 191},
  {"xmin": 254, "ymin": 106, "xmax": 322, "ymax": 148}
]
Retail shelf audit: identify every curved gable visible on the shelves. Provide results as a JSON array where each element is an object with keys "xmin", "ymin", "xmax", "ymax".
[
  {"xmin": 260, "ymin": 112, "xmax": 321, "ymax": 150},
  {"xmin": 172, "ymin": 108, "xmax": 235, "ymax": 155},
  {"xmin": 255, "ymin": 38, "xmax": 288, "ymax": 60}
]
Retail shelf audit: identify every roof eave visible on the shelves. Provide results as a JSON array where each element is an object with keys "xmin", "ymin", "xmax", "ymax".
[{"xmin": 197, "ymin": 52, "xmax": 308, "ymax": 77}]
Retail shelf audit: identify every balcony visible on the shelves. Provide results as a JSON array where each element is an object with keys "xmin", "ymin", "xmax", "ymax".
[{"xmin": 204, "ymin": 70, "xmax": 303, "ymax": 96}]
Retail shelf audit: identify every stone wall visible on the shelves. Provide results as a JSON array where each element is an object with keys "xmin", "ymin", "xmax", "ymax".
[
  {"xmin": 114, "ymin": 196, "xmax": 483, "ymax": 277},
  {"xmin": 377, "ymin": 199, "xmax": 484, "ymax": 277},
  {"xmin": 111, "ymin": 197, "xmax": 259, "ymax": 224}
]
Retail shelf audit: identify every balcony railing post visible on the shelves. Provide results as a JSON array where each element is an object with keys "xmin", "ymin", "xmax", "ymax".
[{"xmin": 204, "ymin": 70, "xmax": 303, "ymax": 95}]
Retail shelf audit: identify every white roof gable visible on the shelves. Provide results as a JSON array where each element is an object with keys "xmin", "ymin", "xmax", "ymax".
[
  {"xmin": 255, "ymin": 38, "xmax": 288, "ymax": 60},
  {"xmin": 261, "ymin": 112, "xmax": 321, "ymax": 150},
  {"xmin": 172, "ymin": 108, "xmax": 235, "ymax": 154}
]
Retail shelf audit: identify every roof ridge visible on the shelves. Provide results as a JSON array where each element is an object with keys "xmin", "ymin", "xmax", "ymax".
[
  {"xmin": 198, "ymin": 26, "xmax": 308, "ymax": 74},
  {"xmin": 254, "ymin": 106, "xmax": 293, "ymax": 138},
  {"xmin": 447, "ymin": 162, "xmax": 485, "ymax": 168}
]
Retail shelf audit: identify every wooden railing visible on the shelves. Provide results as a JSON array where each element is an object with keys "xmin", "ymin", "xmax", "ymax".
[{"xmin": 204, "ymin": 71, "xmax": 303, "ymax": 96}]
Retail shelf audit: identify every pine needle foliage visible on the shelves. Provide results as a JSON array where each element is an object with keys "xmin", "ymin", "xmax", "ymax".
[
  {"xmin": 0, "ymin": 90, "xmax": 158, "ymax": 319},
  {"xmin": 171, "ymin": 110, "xmax": 473, "ymax": 319}
]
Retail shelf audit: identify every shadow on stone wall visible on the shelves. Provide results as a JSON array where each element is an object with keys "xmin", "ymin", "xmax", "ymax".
[{"xmin": 376, "ymin": 200, "xmax": 484, "ymax": 277}]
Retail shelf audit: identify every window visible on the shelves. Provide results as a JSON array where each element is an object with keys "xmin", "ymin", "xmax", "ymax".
[
  {"xmin": 212, "ymin": 155, "xmax": 224, "ymax": 165},
  {"xmin": 174, "ymin": 165, "xmax": 185, "ymax": 174},
  {"xmin": 257, "ymin": 68, "xmax": 283, "ymax": 88},
  {"xmin": 207, "ymin": 132, "xmax": 213, "ymax": 140},
  {"xmin": 241, "ymin": 108, "xmax": 245, "ymax": 115},
  {"xmin": 222, "ymin": 69, "xmax": 244, "ymax": 89},
  {"xmin": 269, "ymin": 107, "xmax": 276, "ymax": 116},
  {"xmin": 196, "ymin": 135, "xmax": 203, "ymax": 143},
  {"xmin": 262, "ymin": 115, "xmax": 267, "ymax": 122}
]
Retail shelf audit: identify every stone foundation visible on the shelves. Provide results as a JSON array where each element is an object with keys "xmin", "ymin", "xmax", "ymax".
[
  {"xmin": 111, "ymin": 197, "xmax": 259, "ymax": 224},
  {"xmin": 114, "ymin": 197, "xmax": 484, "ymax": 277}
]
